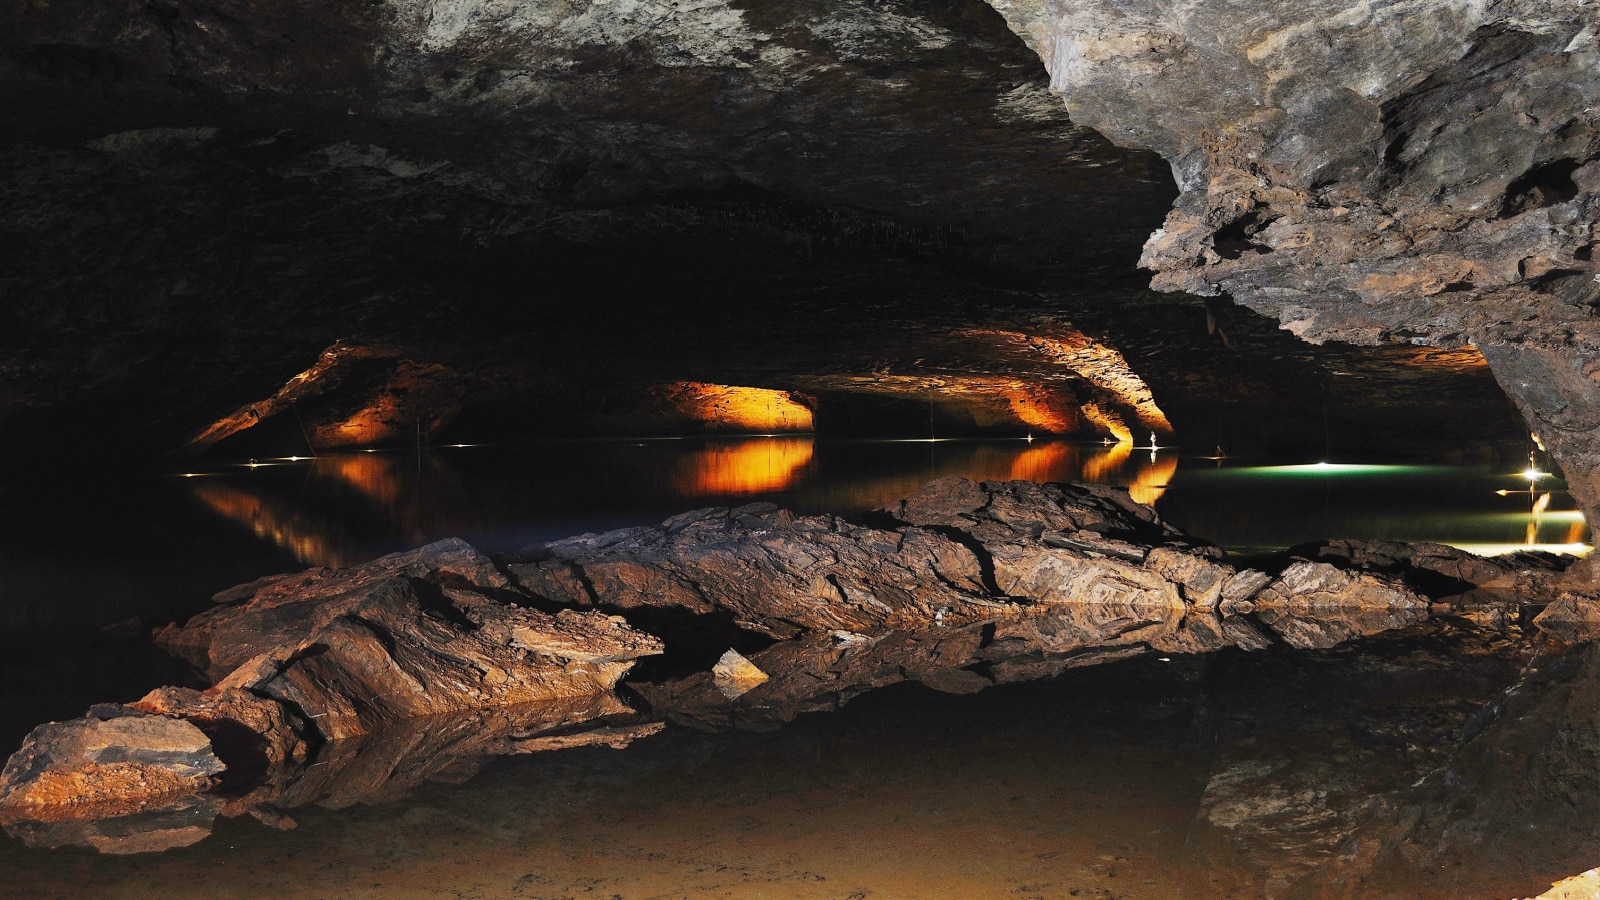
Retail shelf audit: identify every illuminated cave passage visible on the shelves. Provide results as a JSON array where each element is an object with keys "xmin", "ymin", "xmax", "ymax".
[{"xmin": 1, "ymin": 0, "xmax": 1598, "ymax": 897}]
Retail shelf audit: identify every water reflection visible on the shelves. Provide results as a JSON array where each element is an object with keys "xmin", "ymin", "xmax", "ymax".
[
  {"xmin": 668, "ymin": 436, "xmax": 815, "ymax": 495},
  {"xmin": 1161, "ymin": 462, "xmax": 1592, "ymax": 556},
  {"xmin": 173, "ymin": 439, "xmax": 1177, "ymax": 569}
]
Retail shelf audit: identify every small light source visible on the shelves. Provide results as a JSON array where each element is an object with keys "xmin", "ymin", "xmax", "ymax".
[
  {"xmin": 287, "ymin": 456, "xmax": 302, "ymax": 462},
  {"xmin": 1523, "ymin": 468, "xmax": 1545, "ymax": 481},
  {"xmin": 1157, "ymin": 657, "xmax": 1172, "ymax": 663}
]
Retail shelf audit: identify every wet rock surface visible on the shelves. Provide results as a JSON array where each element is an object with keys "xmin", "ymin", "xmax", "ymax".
[
  {"xmin": 0, "ymin": 709, "xmax": 224, "ymax": 816},
  {"xmin": 2, "ymin": 477, "xmax": 1583, "ymax": 861}
]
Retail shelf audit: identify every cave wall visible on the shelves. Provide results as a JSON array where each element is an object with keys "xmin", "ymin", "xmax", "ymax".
[
  {"xmin": 984, "ymin": 0, "xmax": 1600, "ymax": 550},
  {"xmin": 0, "ymin": 0, "xmax": 1573, "ymax": 486}
]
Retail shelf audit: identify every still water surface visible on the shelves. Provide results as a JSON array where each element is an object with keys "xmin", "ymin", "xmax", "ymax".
[{"xmin": 0, "ymin": 438, "xmax": 1590, "ymax": 898}]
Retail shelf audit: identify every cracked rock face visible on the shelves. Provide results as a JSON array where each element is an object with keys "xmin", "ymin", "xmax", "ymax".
[{"xmin": 987, "ymin": 1, "xmax": 1600, "ymax": 543}]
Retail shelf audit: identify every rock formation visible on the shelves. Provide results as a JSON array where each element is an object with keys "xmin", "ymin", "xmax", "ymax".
[
  {"xmin": 1, "ymin": 478, "xmax": 1573, "ymax": 850},
  {"xmin": 154, "ymin": 538, "xmax": 664, "ymax": 739},
  {"xmin": 985, "ymin": 0, "xmax": 1600, "ymax": 549}
]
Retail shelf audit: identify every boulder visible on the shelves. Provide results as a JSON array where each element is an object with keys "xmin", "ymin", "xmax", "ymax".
[{"xmin": 0, "ymin": 709, "xmax": 224, "ymax": 816}]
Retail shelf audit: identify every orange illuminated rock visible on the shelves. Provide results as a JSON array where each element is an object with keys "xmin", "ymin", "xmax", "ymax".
[
  {"xmin": 180, "ymin": 342, "xmax": 465, "ymax": 455},
  {"xmin": 659, "ymin": 382, "xmax": 815, "ymax": 432},
  {"xmin": 4, "ymin": 479, "xmax": 1575, "ymax": 846}
]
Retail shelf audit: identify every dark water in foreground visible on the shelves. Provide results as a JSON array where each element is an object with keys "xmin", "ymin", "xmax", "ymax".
[{"xmin": 0, "ymin": 438, "xmax": 1591, "ymax": 898}]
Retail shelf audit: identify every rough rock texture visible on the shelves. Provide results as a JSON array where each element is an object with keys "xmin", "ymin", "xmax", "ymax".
[
  {"xmin": 0, "ymin": 0, "xmax": 1535, "ymax": 476},
  {"xmin": 987, "ymin": 1, "xmax": 1600, "ymax": 549},
  {"xmin": 130, "ymin": 686, "xmax": 308, "ymax": 781},
  {"xmin": 0, "ymin": 0, "xmax": 1185, "ymax": 465},
  {"xmin": 0, "ymin": 708, "xmax": 224, "ymax": 814},
  {"xmin": 156, "ymin": 538, "xmax": 663, "ymax": 739}
]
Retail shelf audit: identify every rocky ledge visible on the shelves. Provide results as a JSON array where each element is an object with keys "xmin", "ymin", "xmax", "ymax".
[{"xmin": 0, "ymin": 477, "xmax": 1586, "ymax": 852}]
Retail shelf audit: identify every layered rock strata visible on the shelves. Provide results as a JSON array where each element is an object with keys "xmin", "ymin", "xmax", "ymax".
[{"xmin": 2, "ymin": 478, "xmax": 1568, "ymax": 848}]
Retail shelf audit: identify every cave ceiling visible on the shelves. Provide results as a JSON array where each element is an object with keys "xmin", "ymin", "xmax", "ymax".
[{"xmin": 1, "ymin": 0, "xmax": 1591, "ymax": 508}]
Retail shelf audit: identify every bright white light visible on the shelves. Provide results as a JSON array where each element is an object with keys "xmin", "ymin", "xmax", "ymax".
[{"xmin": 1523, "ymin": 468, "xmax": 1546, "ymax": 481}]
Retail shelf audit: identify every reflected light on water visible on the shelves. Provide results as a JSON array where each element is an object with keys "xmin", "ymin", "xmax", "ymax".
[
  {"xmin": 1238, "ymin": 463, "xmax": 1435, "ymax": 476},
  {"xmin": 1127, "ymin": 454, "xmax": 1178, "ymax": 506},
  {"xmin": 669, "ymin": 437, "xmax": 816, "ymax": 495},
  {"xmin": 1450, "ymin": 542, "xmax": 1593, "ymax": 557},
  {"xmin": 187, "ymin": 481, "xmax": 354, "ymax": 567},
  {"xmin": 175, "ymin": 439, "xmax": 1185, "ymax": 570}
]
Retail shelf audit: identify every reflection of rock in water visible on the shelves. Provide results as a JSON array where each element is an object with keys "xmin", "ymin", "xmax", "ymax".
[
  {"xmin": 185, "ymin": 452, "xmax": 471, "ymax": 568},
  {"xmin": 1, "ymin": 478, "xmax": 1588, "ymax": 870},
  {"xmin": 667, "ymin": 437, "xmax": 815, "ymax": 495},
  {"xmin": 2, "ymin": 794, "xmax": 223, "ymax": 856}
]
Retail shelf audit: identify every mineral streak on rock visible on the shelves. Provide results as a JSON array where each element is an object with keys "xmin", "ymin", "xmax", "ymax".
[{"xmin": 985, "ymin": 0, "xmax": 1600, "ymax": 547}]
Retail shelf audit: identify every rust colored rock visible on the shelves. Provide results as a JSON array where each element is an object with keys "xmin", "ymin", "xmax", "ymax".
[
  {"xmin": 711, "ymin": 649, "xmax": 769, "ymax": 699},
  {"xmin": 130, "ymin": 686, "xmax": 308, "ymax": 777},
  {"xmin": 1, "ymin": 794, "xmax": 224, "ymax": 855},
  {"xmin": 230, "ymin": 694, "xmax": 654, "ymax": 815},
  {"xmin": 512, "ymin": 478, "xmax": 1219, "ymax": 641},
  {"xmin": 1531, "ymin": 593, "xmax": 1600, "ymax": 643},
  {"xmin": 0, "ymin": 710, "xmax": 224, "ymax": 816}
]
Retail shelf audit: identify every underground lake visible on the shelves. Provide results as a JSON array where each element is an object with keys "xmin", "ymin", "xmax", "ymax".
[{"xmin": 0, "ymin": 438, "xmax": 1593, "ymax": 898}]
